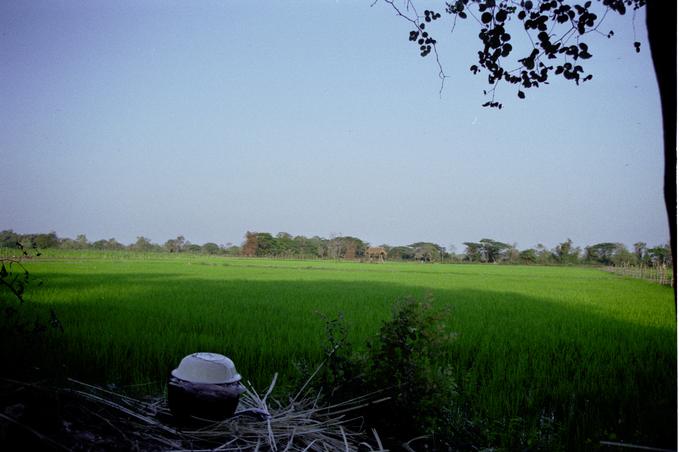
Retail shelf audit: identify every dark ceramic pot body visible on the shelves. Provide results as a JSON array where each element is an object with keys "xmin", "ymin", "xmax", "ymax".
[{"xmin": 168, "ymin": 376, "xmax": 244, "ymax": 421}]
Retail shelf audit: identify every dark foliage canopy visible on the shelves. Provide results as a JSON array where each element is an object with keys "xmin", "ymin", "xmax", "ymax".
[{"xmin": 381, "ymin": 0, "xmax": 647, "ymax": 107}]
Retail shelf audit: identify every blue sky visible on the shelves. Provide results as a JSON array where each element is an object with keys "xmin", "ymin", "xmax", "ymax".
[{"xmin": 0, "ymin": 0, "xmax": 669, "ymax": 251}]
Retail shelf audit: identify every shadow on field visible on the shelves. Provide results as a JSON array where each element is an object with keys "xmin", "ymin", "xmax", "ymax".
[{"xmin": 2, "ymin": 271, "xmax": 676, "ymax": 449}]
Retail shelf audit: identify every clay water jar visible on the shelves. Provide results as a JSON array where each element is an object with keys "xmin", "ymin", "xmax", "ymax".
[{"xmin": 167, "ymin": 352, "xmax": 245, "ymax": 421}]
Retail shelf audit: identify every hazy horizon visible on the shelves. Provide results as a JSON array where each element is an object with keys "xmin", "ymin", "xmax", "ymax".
[{"xmin": 1, "ymin": 1, "xmax": 670, "ymax": 253}]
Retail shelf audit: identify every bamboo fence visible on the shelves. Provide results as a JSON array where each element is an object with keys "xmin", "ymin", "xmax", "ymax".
[{"xmin": 604, "ymin": 263, "xmax": 674, "ymax": 287}]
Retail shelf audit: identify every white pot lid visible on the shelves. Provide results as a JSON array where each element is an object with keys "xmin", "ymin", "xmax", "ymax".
[{"xmin": 171, "ymin": 352, "xmax": 242, "ymax": 384}]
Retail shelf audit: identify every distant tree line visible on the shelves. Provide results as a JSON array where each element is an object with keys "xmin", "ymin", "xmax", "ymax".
[
  {"xmin": 461, "ymin": 238, "xmax": 672, "ymax": 267},
  {"xmin": 240, "ymin": 232, "xmax": 447, "ymax": 262},
  {"xmin": 0, "ymin": 230, "xmax": 240, "ymax": 257},
  {"xmin": 0, "ymin": 230, "xmax": 671, "ymax": 267}
]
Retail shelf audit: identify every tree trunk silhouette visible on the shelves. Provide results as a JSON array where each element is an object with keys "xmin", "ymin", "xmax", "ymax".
[{"xmin": 646, "ymin": 2, "xmax": 677, "ymax": 301}]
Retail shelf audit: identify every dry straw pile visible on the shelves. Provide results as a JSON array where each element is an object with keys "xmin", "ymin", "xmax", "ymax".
[{"xmin": 1, "ymin": 373, "xmax": 390, "ymax": 451}]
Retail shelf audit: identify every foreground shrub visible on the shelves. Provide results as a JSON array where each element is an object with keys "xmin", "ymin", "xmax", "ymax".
[
  {"xmin": 365, "ymin": 296, "xmax": 458, "ymax": 445},
  {"xmin": 314, "ymin": 296, "xmax": 462, "ymax": 448}
]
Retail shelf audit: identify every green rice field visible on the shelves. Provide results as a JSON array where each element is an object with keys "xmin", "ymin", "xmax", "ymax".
[{"xmin": 1, "ymin": 251, "xmax": 676, "ymax": 448}]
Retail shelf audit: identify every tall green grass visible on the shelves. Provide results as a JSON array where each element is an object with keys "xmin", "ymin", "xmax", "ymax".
[{"xmin": 1, "ymin": 253, "xmax": 675, "ymax": 448}]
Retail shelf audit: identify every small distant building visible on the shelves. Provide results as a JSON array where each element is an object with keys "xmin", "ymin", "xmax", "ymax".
[{"xmin": 366, "ymin": 247, "xmax": 387, "ymax": 263}]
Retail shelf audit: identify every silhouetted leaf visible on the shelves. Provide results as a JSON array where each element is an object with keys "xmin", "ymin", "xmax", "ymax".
[{"xmin": 518, "ymin": 90, "xmax": 525, "ymax": 99}]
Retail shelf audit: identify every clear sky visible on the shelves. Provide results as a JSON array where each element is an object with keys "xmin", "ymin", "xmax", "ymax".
[{"xmin": 0, "ymin": 0, "xmax": 669, "ymax": 251}]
